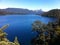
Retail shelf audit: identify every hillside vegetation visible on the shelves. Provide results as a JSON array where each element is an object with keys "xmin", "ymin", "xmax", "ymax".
[{"xmin": 42, "ymin": 9, "xmax": 60, "ymax": 18}]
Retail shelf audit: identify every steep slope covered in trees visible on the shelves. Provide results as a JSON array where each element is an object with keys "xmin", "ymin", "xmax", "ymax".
[{"xmin": 42, "ymin": 9, "xmax": 60, "ymax": 18}]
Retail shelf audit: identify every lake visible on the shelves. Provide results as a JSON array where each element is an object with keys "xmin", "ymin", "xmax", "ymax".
[{"xmin": 0, "ymin": 14, "xmax": 56, "ymax": 45}]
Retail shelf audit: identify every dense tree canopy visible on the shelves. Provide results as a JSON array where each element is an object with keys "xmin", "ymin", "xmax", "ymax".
[
  {"xmin": 42, "ymin": 9, "xmax": 60, "ymax": 18},
  {"xmin": 31, "ymin": 20, "xmax": 60, "ymax": 45}
]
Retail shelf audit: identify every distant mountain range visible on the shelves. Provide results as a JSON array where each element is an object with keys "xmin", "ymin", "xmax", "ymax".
[{"xmin": 0, "ymin": 8, "xmax": 43, "ymax": 15}]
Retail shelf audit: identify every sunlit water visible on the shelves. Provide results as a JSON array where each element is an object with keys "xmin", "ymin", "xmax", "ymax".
[{"xmin": 0, "ymin": 14, "xmax": 56, "ymax": 45}]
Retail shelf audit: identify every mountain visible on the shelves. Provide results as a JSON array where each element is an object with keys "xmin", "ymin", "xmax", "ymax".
[
  {"xmin": 41, "ymin": 9, "xmax": 60, "ymax": 18},
  {"xmin": 34, "ymin": 9, "xmax": 44, "ymax": 15},
  {"xmin": 0, "ymin": 8, "xmax": 43, "ymax": 15}
]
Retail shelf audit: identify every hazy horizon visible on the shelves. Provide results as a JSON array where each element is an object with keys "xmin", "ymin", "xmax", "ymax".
[{"xmin": 0, "ymin": 0, "xmax": 60, "ymax": 11}]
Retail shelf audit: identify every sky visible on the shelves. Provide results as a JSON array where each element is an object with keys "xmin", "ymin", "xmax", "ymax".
[{"xmin": 0, "ymin": 0, "xmax": 60, "ymax": 11}]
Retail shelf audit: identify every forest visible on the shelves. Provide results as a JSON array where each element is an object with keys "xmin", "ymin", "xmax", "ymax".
[
  {"xmin": 42, "ymin": 9, "xmax": 60, "ymax": 18},
  {"xmin": 31, "ymin": 15, "xmax": 60, "ymax": 45}
]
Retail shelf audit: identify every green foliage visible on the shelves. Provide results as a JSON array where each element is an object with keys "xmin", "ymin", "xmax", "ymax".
[
  {"xmin": 31, "ymin": 20, "xmax": 60, "ymax": 45},
  {"xmin": 42, "ymin": 9, "xmax": 60, "ymax": 18},
  {"xmin": 0, "ymin": 24, "xmax": 20, "ymax": 45}
]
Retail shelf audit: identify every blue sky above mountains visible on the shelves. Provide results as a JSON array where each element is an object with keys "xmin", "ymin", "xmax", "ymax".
[{"xmin": 0, "ymin": 0, "xmax": 60, "ymax": 11}]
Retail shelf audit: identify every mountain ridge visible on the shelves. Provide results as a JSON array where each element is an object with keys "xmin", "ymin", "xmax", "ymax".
[{"xmin": 0, "ymin": 8, "xmax": 43, "ymax": 15}]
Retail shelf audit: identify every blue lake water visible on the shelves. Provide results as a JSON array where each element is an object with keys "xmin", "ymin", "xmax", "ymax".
[{"xmin": 0, "ymin": 14, "xmax": 56, "ymax": 45}]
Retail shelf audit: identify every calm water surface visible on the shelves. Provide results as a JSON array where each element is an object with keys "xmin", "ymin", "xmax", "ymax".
[{"xmin": 0, "ymin": 14, "xmax": 56, "ymax": 45}]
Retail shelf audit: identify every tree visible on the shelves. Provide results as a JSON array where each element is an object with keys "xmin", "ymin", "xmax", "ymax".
[
  {"xmin": 32, "ymin": 20, "xmax": 49, "ymax": 45},
  {"xmin": 31, "ymin": 20, "xmax": 59, "ymax": 45}
]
